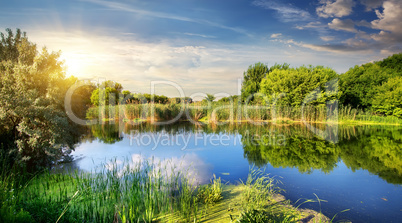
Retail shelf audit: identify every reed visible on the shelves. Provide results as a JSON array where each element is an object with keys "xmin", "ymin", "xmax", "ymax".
[
  {"xmin": 86, "ymin": 102, "xmax": 401, "ymax": 126},
  {"xmin": 0, "ymin": 159, "xmax": 203, "ymax": 223}
]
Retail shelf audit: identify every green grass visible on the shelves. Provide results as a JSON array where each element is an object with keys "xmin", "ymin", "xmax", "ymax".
[
  {"xmin": 196, "ymin": 174, "xmax": 223, "ymax": 205},
  {"xmin": 1, "ymin": 159, "xmax": 203, "ymax": 223}
]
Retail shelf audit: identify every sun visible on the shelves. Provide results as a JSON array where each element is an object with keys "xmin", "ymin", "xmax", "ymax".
[{"xmin": 62, "ymin": 54, "xmax": 88, "ymax": 77}]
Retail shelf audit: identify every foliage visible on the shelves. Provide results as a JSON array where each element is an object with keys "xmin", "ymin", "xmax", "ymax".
[
  {"xmin": 377, "ymin": 52, "xmax": 402, "ymax": 73},
  {"xmin": 124, "ymin": 93, "xmax": 170, "ymax": 104},
  {"xmin": 241, "ymin": 62, "xmax": 269, "ymax": 102},
  {"xmin": 170, "ymin": 97, "xmax": 193, "ymax": 104},
  {"xmin": 218, "ymin": 95, "xmax": 239, "ymax": 103},
  {"xmin": 339, "ymin": 53, "xmax": 402, "ymax": 109},
  {"xmin": 372, "ymin": 76, "xmax": 402, "ymax": 118},
  {"xmin": 259, "ymin": 65, "xmax": 338, "ymax": 107},
  {"xmin": 0, "ymin": 28, "xmax": 80, "ymax": 168},
  {"xmin": 98, "ymin": 80, "xmax": 123, "ymax": 92},
  {"xmin": 340, "ymin": 63, "xmax": 390, "ymax": 109},
  {"xmin": 0, "ymin": 206, "xmax": 34, "ymax": 223},
  {"xmin": 205, "ymin": 93, "xmax": 216, "ymax": 102},
  {"xmin": 241, "ymin": 63, "xmax": 290, "ymax": 103},
  {"xmin": 90, "ymin": 85, "xmax": 119, "ymax": 106}
]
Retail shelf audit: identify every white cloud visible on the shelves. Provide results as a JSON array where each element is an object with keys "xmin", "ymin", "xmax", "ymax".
[
  {"xmin": 252, "ymin": 0, "xmax": 312, "ymax": 22},
  {"xmin": 272, "ymin": 37, "xmax": 371, "ymax": 54},
  {"xmin": 380, "ymin": 48, "xmax": 402, "ymax": 55},
  {"xmin": 270, "ymin": 33, "xmax": 282, "ymax": 38},
  {"xmin": 370, "ymin": 0, "xmax": 402, "ymax": 43},
  {"xmin": 356, "ymin": 20, "xmax": 372, "ymax": 28},
  {"xmin": 183, "ymin": 33, "xmax": 216, "ymax": 38},
  {"xmin": 317, "ymin": 0, "xmax": 355, "ymax": 18},
  {"xmin": 360, "ymin": 0, "xmax": 385, "ymax": 10},
  {"xmin": 301, "ymin": 43, "xmax": 372, "ymax": 54},
  {"xmin": 371, "ymin": 1, "xmax": 402, "ymax": 33},
  {"xmin": 321, "ymin": 36, "xmax": 335, "ymax": 41},
  {"xmin": 328, "ymin": 18, "xmax": 358, "ymax": 33},
  {"xmin": 343, "ymin": 38, "xmax": 369, "ymax": 48},
  {"xmin": 295, "ymin": 22, "xmax": 325, "ymax": 30}
]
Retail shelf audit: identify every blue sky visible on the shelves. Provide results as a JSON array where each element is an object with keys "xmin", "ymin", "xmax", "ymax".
[{"xmin": 1, "ymin": 0, "xmax": 401, "ymax": 96}]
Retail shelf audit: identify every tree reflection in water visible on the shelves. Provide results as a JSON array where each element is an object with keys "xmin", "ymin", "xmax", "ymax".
[{"xmin": 86, "ymin": 122, "xmax": 402, "ymax": 184}]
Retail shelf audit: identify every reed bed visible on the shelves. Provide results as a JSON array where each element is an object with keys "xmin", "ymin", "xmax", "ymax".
[
  {"xmin": 0, "ymin": 159, "xmax": 204, "ymax": 223},
  {"xmin": 86, "ymin": 102, "xmax": 400, "ymax": 125}
]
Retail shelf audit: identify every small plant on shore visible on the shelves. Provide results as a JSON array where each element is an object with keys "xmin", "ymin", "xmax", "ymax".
[
  {"xmin": 239, "ymin": 168, "xmax": 282, "ymax": 212},
  {"xmin": 196, "ymin": 174, "xmax": 223, "ymax": 205}
]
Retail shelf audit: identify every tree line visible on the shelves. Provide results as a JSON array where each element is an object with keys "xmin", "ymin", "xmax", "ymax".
[
  {"xmin": 240, "ymin": 54, "xmax": 402, "ymax": 118},
  {"xmin": 89, "ymin": 82, "xmax": 193, "ymax": 106}
]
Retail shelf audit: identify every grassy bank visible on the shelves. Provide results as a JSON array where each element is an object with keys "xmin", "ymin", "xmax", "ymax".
[
  {"xmin": 0, "ymin": 160, "xmax": 338, "ymax": 223},
  {"xmin": 86, "ymin": 103, "xmax": 402, "ymax": 125}
]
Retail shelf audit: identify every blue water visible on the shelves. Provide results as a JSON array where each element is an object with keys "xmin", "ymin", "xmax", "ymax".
[{"xmin": 67, "ymin": 123, "xmax": 402, "ymax": 222}]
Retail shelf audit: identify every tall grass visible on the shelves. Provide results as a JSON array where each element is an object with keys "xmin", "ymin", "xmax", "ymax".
[
  {"xmin": 339, "ymin": 105, "xmax": 402, "ymax": 124},
  {"xmin": 86, "ymin": 101, "xmax": 402, "ymax": 125},
  {"xmin": 0, "ymin": 159, "xmax": 203, "ymax": 223}
]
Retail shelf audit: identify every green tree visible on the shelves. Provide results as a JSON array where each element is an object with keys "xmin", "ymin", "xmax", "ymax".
[
  {"xmin": 241, "ymin": 62, "xmax": 268, "ymax": 102},
  {"xmin": 205, "ymin": 94, "xmax": 216, "ymax": 102},
  {"xmin": 339, "ymin": 53, "xmax": 402, "ymax": 109},
  {"xmin": 259, "ymin": 65, "xmax": 338, "ymax": 107},
  {"xmin": 0, "ymin": 28, "xmax": 80, "ymax": 168},
  {"xmin": 90, "ymin": 87, "xmax": 119, "ymax": 106},
  {"xmin": 218, "ymin": 95, "xmax": 240, "ymax": 103},
  {"xmin": 90, "ymin": 80, "xmax": 124, "ymax": 106},
  {"xmin": 372, "ymin": 77, "xmax": 402, "ymax": 118},
  {"xmin": 99, "ymin": 80, "xmax": 123, "ymax": 93},
  {"xmin": 122, "ymin": 90, "xmax": 131, "ymax": 96},
  {"xmin": 241, "ymin": 63, "xmax": 290, "ymax": 103}
]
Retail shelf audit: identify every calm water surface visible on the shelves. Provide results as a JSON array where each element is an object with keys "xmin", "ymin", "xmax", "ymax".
[{"xmin": 65, "ymin": 122, "xmax": 402, "ymax": 223}]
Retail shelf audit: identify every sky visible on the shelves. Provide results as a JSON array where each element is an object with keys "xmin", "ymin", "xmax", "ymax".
[{"xmin": 1, "ymin": 0, "xmax": 402, "ymax": 97}]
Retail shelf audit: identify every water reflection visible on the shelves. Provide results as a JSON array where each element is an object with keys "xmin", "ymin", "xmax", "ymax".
[
  {"xmin": 90, "ymin": 123, "xmax": 123, "ymax": 144},
  {"xmin": 338, "ymin": 126, "xmax": 402, "ymax": 184},
  {"xmin": 107, "ymin": 153, "xmax": 213, "ymax": 185},
  {"xmin": 80, "ymin": 122, "xmax": 402, "ymax": 185}
]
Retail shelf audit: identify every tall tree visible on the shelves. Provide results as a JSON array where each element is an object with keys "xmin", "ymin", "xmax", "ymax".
[
  {"xmin": 241, "ymin": 63, "xmax": 289, "ymax": 103},
  {"xmin": 241, "ymin": 62, "xmax": 268, "ymax": 102},
  {"xmin": 0, "ymin": 28, "xmax": 80, "ymax": 169},
  {"xmin": 90, "ymin": 80, "xmax": 124, "ymax": 106}
]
